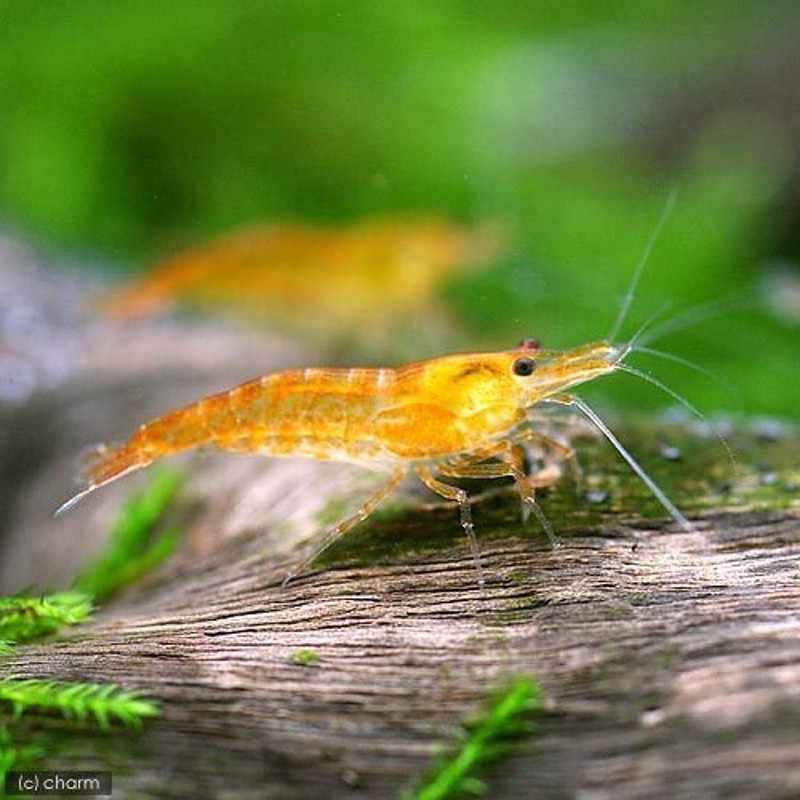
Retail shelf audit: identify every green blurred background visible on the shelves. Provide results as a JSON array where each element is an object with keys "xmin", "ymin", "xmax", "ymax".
[{"xmin": 1, "ymin": 1, "xmax": 799, "ymax": 418}]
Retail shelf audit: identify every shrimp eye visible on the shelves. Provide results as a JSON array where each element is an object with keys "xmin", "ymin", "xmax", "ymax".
[
  {"xmin": 518, "ymin": 337, "xmax": 541, "ymax": 351},
  {"xmin": 512, "ymin": 356, "xmax": 537, "ymax": 377}
]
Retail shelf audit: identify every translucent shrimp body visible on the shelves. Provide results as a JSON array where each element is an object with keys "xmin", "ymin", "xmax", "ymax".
[
  {"xmin": 57, "ymin": 335, "xmax": 692, "ymax": 584},
  {"xmin": 57, "ymin": 339, "xmax": 621, "ymax": 504}
]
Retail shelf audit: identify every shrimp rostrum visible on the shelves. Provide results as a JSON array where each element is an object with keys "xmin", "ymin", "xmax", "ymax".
[{"xmin": 57, "ymin": 332, "xmax": 696, "ymax": 584}]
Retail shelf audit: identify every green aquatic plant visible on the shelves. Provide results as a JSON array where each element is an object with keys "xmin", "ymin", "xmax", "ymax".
[
  {"xmin": 0, "ymin": 592, "xmax": 93, "ymax": 645},
  {"xmin": 74, "ymin": 466, "xmax": 184, "ymax": 600},
  {"xmin": 0, "ymin": 470, "xmax": 179, "ymax": 786},
  {"xmin": 0, "ymin": 724, "xmax": 48, "ymax": 787},
  {"xmin": 0, "ymin": 678, "xmax": 159, "ymax": 731},
  {"xmin": 405, "ymin": 676, "xmax": 543, "ymax": 800}
]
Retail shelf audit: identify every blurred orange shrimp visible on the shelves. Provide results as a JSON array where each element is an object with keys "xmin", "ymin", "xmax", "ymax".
[{"xmin": 102, "ymin": 215, "xmax": 502, "ymax": 343}]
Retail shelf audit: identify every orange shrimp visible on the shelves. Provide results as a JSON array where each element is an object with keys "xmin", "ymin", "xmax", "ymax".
[
  {"xmin": 57, "ymin": 331, "xmax": 695, "ymax": 584},
  {"xmin": 101, "ymin": 216, "xmax": 501, "ymax": 338}
]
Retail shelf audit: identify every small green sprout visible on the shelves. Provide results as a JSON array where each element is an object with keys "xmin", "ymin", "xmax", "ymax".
[
  {"xmin": 0, "ymin": 724, "xmax": 48, "ymax": 787},
  {"xmin": 290, "ymin": 649, "xmax": 321, "ymax": 667},
  {"xmin": 405, "ymin": 676, "xmax": 543, "ymax": 800}
]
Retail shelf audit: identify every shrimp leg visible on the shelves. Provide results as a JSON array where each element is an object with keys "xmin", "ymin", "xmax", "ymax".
[
  {"xmin": 438, "ymin": 442, "xmax": 560, "ymax": 547},
  {"xmin": 282, "ymin": 466, "xmax": 406, "ymax": 586},
  {"xmin": 442, "ymin": 441, "xmax": 563, "ymax": 489},
  {"xmin": 415, "ymin": 464, "xmax": 484, "ymax": 587},
  {"xmin": 516, "ymin": 424, "xmax": 583, "ymax": 486}
]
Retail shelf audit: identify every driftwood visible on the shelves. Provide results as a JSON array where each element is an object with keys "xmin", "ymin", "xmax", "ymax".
[{"xmin": 2, "ymin": 243, "xmax": 800, "ymax": 799}]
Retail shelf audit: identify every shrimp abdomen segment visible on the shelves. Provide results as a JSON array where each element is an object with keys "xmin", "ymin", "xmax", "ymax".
[
  {"xmin": 60, "ymin": 367, "xmax": 395, "ymax": 510},
  {"xmin": 133, "ymin": 368, "xmax": 391, "ymax": 457}
]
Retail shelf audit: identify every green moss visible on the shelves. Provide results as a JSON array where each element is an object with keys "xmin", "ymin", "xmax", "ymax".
[
  {"xmin": 436, "ymin": 665, "xmax": 453, "ymax": 681},
  {"xmin": 290, "ymin": 649, "xmax": 321, "ymax": 667},
  {"xmin": 494, "ymin": 595, "xmax": 548, "ymax": 624},
  {"xmin": 0, "ymin": 592, "xmax": 93, "ymax": 644},
  {"xmin": 0, "ymin": 472, "xmax": 180, "ymax": 786},
  {"xmin": 659, "ymin": 646, "xmax": 679, "ymax": 670},
  {"xmin": 0, "ymin": 678, "xmax": 158, "ymax": 730},
  {"xmin": 0, "ymin": 724, "xmax": 48, "ymax": 788},
  {"xmin": 74, "ymin": 466, "xmax": 184, "ymax": 600},
  {"xmin": 0, "ymin": 677, "xmax": 160, "ymax": 787},
  {"xmin": 404, "ymin": 676, "xmax": 543, "ymax": 800}
]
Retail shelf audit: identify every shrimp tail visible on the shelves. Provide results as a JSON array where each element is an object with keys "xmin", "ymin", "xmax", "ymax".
[{"xmin": 55, "ymin": 442, "xmax": 153, "ymax": 516}]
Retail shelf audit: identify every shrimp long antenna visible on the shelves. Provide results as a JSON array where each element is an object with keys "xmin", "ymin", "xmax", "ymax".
[
  {"xmin": 616, "ymin": 363, "xmax": 737, "ymax": 470},
  {"xmin": 631, "ymin": 346, "xmax": 740, "ymax": 401},
  {"xmin": 565, "ymin": 395, "xmax": 695, "ymax": 533},
  {"xmin": 608, "ymin": 188, "xmax": 679, "ymax": 343},
  {"xmin": 622, "ymin": 302, "xmax": 672, "ymax": 355},
  {"xmin": 635, "ymin": 293, "xmax": 754, "ymax": 349}
]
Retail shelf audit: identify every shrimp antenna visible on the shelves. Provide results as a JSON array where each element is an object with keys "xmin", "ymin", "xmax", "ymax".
[
  {"xmin": 630, "ymin": 346, "xmax": 740, "ymax": 402},
  {"xmin": 634, "ymin": 293, "xmax": 755, "ymax": 349},
  {"xmin": 608, "ymin": 188, "xmax": 679, "ymax": 343},
  {"xmin": 616, "ymin": 363, "xmax": 738, "ymax": 470},
  {"xmin": 622, "ymin": 301, "xmax": 672, "ymax": 356},
  {"xmin": 565, "ymin": 395, "xmax": 695, "ymax": 533}
]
